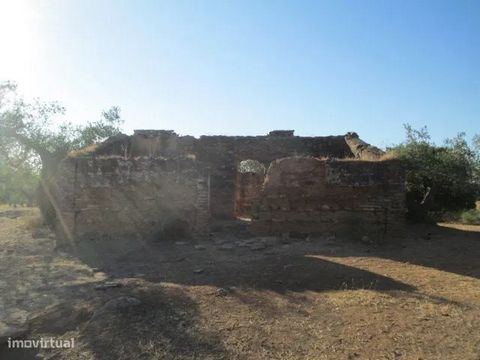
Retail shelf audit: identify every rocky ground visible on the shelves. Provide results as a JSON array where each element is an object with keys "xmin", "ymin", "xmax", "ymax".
[{"xmin": 1, "ymin": 206, "xmax": 480, "ymax": 359}]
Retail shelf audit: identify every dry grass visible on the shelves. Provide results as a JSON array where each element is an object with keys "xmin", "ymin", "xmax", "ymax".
[
  {"xmin": 20, "ymin": 209, "xmax": 43, "ymax": 231},
  {"xmin": 68, "ymin": 144, "xmax": 99, "ymax": 158},
  {"xmin": 1, "ymin": 209, "xmax": 480, "ymax": 359},
  {"xmin": 380, "ymin": 150, "xmax": 400, "ymax": 161},
  {"xmin": 438, "ymin": 222, "xmax": 480, "ymax": 232}
]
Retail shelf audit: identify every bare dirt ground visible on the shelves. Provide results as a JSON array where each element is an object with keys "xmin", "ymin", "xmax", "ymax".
[{"xmin": 1, "ymin": 207, "xmax": 480, "ymax": 360}]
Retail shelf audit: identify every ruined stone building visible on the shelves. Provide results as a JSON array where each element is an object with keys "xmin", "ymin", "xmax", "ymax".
[{"xmin": 47, "ymin": 130, "xmax": 406, "ymax": 244}]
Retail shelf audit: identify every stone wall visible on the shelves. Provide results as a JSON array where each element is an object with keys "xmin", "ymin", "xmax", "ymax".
[
  {"xmin": 195, "ymin": 132, "xmax": 353, "ymax": 218},
  {"xmin": 48, "ymin": 130, "xmax": 403, "ymax": 243},
  {"xmin": 49, "ymin": 155, "xmax": 203, "ymax": 243},
  {"xmin": 251, "ymin": 157, "xmax": 406, "ymax": 240},
  {"xmin": 344, "ymin": 132, "xmax": 385, "ymax": 160},
  {"xmin": 234, "ymin": 172, "xmax": 265, "ymax": 218},
  {"xmin": 86, "ymin": 130, "xmax": 353, "ymax": 220}
]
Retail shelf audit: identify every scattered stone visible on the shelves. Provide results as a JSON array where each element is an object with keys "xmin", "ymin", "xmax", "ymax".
[
  {"xmin": 193, "ymin": 268, "xmax": 205, "ymax": 274},
  {"xmin": 175, "ymin": 241, "xmax": 187, "ymax": 246},
  {"xmin": 94, "ymin": 281, "xmax": 122, "ymax": 290},
  {"xmin": 175, "ymin": 257, "xmax": 186, "ymax": 262},
  {"xmin": 393, "ymin": 349, "xmax": 403, "ymax": 357},
  {"xmin": 194, "ymin": 244, "xmax": 207, "ymax": 250},
  {"xmin": 32, "ymin": 227, "xmax": 51, "ymax": 239},
  {"xmin": 219, "ymin": 244, "xmax": 234, "ymax": 250},
  {"xmin": 250, "ymin": 243, "xmax": 267, "ymax": 251},
  {"xmin": 216, "ymin": 288, "xmax": 229, "ymax": 297},
  {"xmin": 235, "ymin": 238, "xmax": 257, "ymax": 247},
  {"xmin": 440, "ymin": 307, "xmax": 450, "ymax": 317}
]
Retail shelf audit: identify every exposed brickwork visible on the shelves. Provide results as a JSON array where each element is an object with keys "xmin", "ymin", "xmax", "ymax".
[
  {"xmin": 50, "ymin": 155, "xmax": 200, "ymax": 242},
  {"xmin": 251, "ymin": 157, "xmax": 405, "ymax": 240},
  {"xmin": 194, "ymin": 177, "xmax": 210, "ymax": 239},
  {"xmin": 48, "ymin": 130, "xmax": 405, "ymax": 243},
  {"xmin": 234, "ymin": 172, "xmax": 265, "ymax": 218}
]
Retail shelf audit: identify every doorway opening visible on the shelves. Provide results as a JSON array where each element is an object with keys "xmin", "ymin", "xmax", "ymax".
[{"xmin": 234, "ymin": 159, "xmax": 266, "ymax": 220}]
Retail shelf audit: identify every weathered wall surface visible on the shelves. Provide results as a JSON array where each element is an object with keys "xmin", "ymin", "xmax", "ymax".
[
  {"xmin": 49, "ymin": 130, "xmax": 403, "ymax": 243},
  {"xmin": 49, "ymin": 155, "xmax": 203, "ymax": 243},
  {"xmin": 92, "ymin": 130, "xmax": 354, "ymax": 219},
  {"xmin": 251, "ymin": 157, "xmax": 406, "ymax": 240},
  {"xmin": 234, "ymin": 172, "xmax": 265, "ymax": 218},
  {"xmin": 195, "ymin": 133, "xmax": 353, "ymax": 218},
  {"xmin": 344, "ymin": 132, "xmax": 385, "ymax": 160}
]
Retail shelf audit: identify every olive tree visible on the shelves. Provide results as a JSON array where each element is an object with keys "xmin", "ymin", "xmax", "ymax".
[
  {"xmin": 0, "ymin": 81, "xmax": 123, "ymax": 217},
  {"xmin": 389, "ymin": 125, "xmax": 479, "ymax": 221}
]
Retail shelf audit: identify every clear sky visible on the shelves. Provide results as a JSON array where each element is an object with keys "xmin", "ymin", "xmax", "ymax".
[{"xmin": 0, "ymin": 0, "xmax": 478, "ymax": 147}]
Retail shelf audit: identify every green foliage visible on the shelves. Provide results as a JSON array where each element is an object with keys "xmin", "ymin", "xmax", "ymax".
[
  {"xmin": 0, "ymin": 81, "xmax": 123, "ymax": 177},
  {"xmin": 238, "ymin": 159, "xmax": 266, "ymax": 174},
  {"xmin": 0, "ymin": 155, "xmax": 39, "ymax": 205},
  {"xmin": 459, "ymin": 209, "xmax": 480, "ymax": 225},
  {"xmin": 0, "ymin": 81, "xmax": 123, "ymax": 209},
  {"xmin": 390, "ymin": 125, "xmax": 479, "ymax": 221}
]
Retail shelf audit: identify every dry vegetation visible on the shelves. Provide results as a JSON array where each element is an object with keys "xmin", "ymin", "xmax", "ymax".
[
  {"xmin": 67, "ymin": 144, "xmax": 100, "ymax": 158},
  {"xmin": 1, "ymin": 207, "xmax": 480, "ymax": 359}
]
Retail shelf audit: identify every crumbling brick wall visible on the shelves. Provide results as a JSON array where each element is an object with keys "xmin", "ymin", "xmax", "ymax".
[
  {"xmin": 89, "ymin": 131, "xmax": 352, "ymax": 220},
  {"xmin": 251, "ymin": 157, "xmax": 405, "ymax": 240},
  {"xmin": 234, "ymin": 172, "xmax": 265, "ymax": 218},
  {"xmin": 48, "ymin": 129, "xmax": 402, "ymax": 243},
  {"xmin": 49, "ymin": 155, "xmax": 204, "ymax": 243},
  {"xmin": 195, "ymin": 132, "xmax": 354, "ymax": 218}
]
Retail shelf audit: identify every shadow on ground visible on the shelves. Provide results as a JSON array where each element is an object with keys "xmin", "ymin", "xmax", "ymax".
[
  {"xmin": 4, "ymin": 210, "xmax": 479, "ymax": 360},
  {"xmin": 1, "ymin": 284, "xmax": 229, "ymax": 360},
  {"xmin": 308, "ymin": 223, "xmax": 480, "ymax": 280},
  {"xmin": 71, "ymin": 238, "xmax": 416, "ymax": 295}
]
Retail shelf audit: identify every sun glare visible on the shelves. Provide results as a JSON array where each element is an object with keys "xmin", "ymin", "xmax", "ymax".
[{"xmin": 0, "ymin": 0, "xmax": 41, "ymax": 86}]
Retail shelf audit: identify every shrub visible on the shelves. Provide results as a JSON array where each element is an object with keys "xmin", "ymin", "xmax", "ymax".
[
  {"xmin": 460, "ymin": 209, "xmax": 480, "ymax": 225},
  {"xmin": 389, "ymin": 125, "xmax": 479, "ymax": 222}
]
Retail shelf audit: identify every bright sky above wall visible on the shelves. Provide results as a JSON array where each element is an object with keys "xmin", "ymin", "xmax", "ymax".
[{"xmin": 0, "ymin": 0, "xmax": 478, "ymax": 147}]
